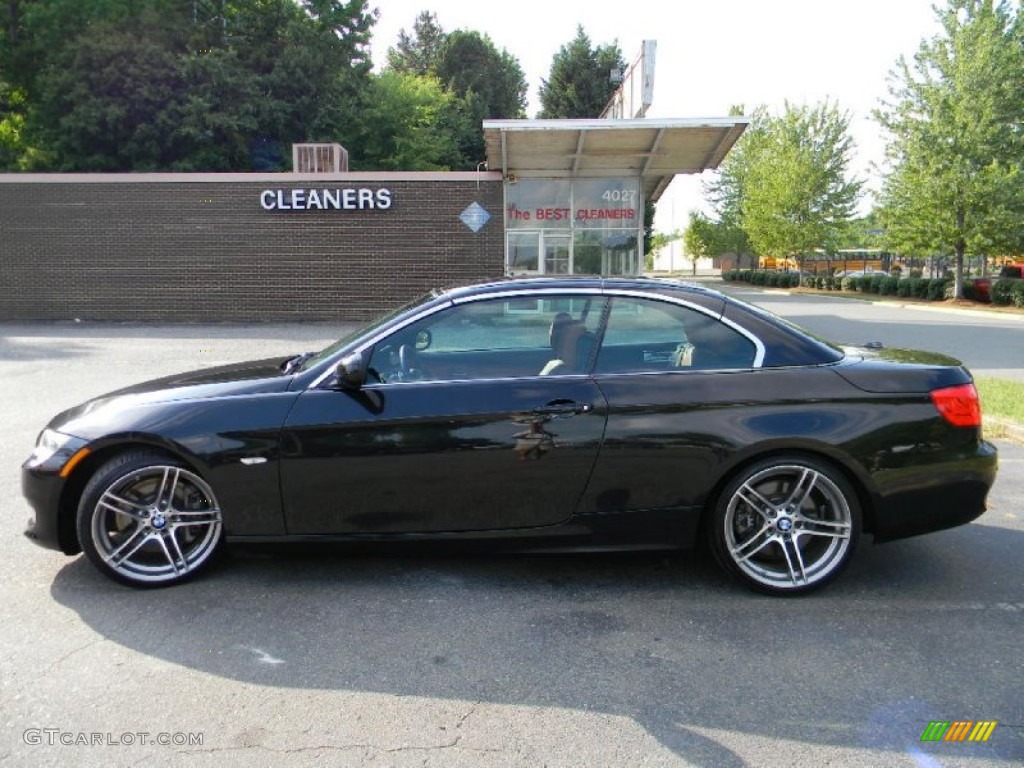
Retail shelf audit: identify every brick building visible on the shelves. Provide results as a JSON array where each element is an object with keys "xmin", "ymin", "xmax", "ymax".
[{"xmin": 0, "ymin": 118, "xmax": 747, "ymax": 322}]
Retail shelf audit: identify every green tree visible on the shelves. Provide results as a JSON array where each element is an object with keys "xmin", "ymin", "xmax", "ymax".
[
  {"xmin": 875, "ymin": 0, "xmax": 1024, "ymax": 297},
  {"xmin": 706, "ymin": 102, "xmax": 861, "ymax": 261},
  {"xmin": 2, "ymin": 0, "xmax": 378, "ymax": 171},
  {"xmin": 29, "ymin": 18, "xmax": 188, "ymax": 170},
  {"xmin": 383, "ymin": 20, "xmax": 527, "ymax": 169},
  {"xmin": 538, "ymin": 26, "xmax": 623, "ymax": 119},
  {"xmin": 350, "ymin": 70, "xmax": 462, "ymax": 171},
  {"xmin": 428, "ymin": 29, "xmax": 527, "ymax": 167},
  {"xmin": 435, "ymin": 29, "xmax": 526, "ymax": 120},
  {"xmin": 387, "ymin": 10, "xmax": 446, "ymax": 75},
  {"xmin": 683, "ymin": 210, "xmax": 754, "ymax": 267},
  {"xmin": 0, "ymin": 79, "xmax": 29, "ymax": 169}
]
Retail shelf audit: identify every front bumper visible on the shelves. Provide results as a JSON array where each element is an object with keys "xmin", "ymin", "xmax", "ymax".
[{"xmin": 22, "ymin": 464, "xmax": 76, "ymax": 554}]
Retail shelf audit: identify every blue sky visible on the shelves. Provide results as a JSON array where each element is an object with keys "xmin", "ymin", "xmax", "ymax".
[{"xmin": 370, "ymin": 0, "xmax": 943, "ymax": 231}]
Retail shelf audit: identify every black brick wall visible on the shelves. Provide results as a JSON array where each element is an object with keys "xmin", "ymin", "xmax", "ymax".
[{"xmin": 0, "ymin": 177, "xmax": 505, "ymax": 321}]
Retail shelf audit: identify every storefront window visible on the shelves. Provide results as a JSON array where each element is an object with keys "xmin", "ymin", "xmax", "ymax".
[
  {"xmin": 504, "ymin": 178, "xmax": 642, "ymax": 276},
  {"xmin": 505, "ymin": 179, "xmax": 571, "ymax": 230},
  {"xmin": 571, "ymin": 179, "xmax": 641, "ymax": 230},
  {"xmin": 507, "ymin": 231, "xmax": 540, "ymax": 274}
]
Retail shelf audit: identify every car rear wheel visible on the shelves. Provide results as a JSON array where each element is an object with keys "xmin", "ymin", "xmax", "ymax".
[
  {"xmin": 708, "ymin": 456, "xmax": 860, "ymax": 595},
  {"xmin": 77, "ymin": 451, "xmax": 223, "ymax": 587}
]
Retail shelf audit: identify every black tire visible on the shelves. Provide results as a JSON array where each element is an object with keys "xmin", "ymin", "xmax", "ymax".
[
  {"xmin": 77, "ymin": 450, "xmax": 224, "ymax": 588},
  {"xmin": 707, "ymin": 455, "xmax": 861, "ymax": 595}
]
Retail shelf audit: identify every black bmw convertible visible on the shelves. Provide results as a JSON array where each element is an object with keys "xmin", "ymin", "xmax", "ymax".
[{"xmin": 22, "ymin": 277, "xmax": 998, "ymax": 594}]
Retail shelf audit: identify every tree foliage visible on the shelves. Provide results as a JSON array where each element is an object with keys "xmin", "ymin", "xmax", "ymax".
[
  {"xmin": 383, "ymin": 14, "xmax": 527, "ymax": 168},
  {"xmin": 387, "ymin": 10, "xmax": 445, "ymax": 76},
  {"xmin": 0, "ymin": 0, "xmax": 378, "ymax": 171},
  {"xmin": 349, "ymin": 70, "xmax": 465, "ymax": 171},
  {"xmin": 705, "ymin": 102, "xmax": 862, "ymax": 260},
  {"xmin": 683, "ymin": 210, "xmax": 751, "ymax": 263},
  {"xmin": 435, "ymin": 30, "xmax": 526, "ymax": 121},
  {"xmin": 875, "ymin": 0, "xmax": 1024, "ymax": 296},
  {"xmin": 538, "ymin": 26, "xmax": 623, "ymax": 119}
]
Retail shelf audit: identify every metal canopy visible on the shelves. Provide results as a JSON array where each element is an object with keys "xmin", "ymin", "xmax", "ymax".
[{"xmin": 483, "ymin": 117, "xmax": 749, "ymax": 202}]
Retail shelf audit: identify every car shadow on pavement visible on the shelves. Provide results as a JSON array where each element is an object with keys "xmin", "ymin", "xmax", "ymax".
[{"xmin": 49, "ymin": 523, "xmax": 1024, "ymax": 763}]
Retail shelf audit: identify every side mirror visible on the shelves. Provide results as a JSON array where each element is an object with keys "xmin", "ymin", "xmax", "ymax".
[{"xmin": 335, "ymin": 352, "xmax": 365, "ymax": 391}]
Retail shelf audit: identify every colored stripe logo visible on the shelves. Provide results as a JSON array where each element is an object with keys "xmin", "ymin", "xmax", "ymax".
[{"xmin": 921, "ymin": 721, "xmax": 997, "ymax": 742}]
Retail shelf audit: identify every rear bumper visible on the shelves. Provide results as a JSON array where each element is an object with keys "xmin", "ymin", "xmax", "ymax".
[{"xmin": 871, "ymin": 440, "xmax": 998, "ymax": 543}]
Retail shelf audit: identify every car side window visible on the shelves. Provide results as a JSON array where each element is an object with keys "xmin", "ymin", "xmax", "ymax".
[
  {"xmin": 367, "ymin": 295, "xmax": 607, "ymax": 383},
  {"xmin": 595, "ymin": 297, "xmax": 756, "ymax": 373}
]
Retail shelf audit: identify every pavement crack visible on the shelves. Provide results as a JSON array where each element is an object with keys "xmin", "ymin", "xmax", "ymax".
[
  {"xmin": 45, "ymin": 637, "xmax": 102, "ymax": 674},
  {"xmin": 455, "ymin": 701, "xmax": 480, "ymax": 730}
]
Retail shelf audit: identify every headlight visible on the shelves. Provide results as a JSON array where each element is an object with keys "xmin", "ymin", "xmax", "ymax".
[{"xmin": 25, "ymin": 429, "xmax": 88, "ymax": 474}]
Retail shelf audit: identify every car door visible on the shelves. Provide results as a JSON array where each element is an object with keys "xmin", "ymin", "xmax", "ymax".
[
  {"xmin": 280, "ymin": 294, "xmax": 609, "ymax": 534},
  {"xmin": 579, "ymin": 294, "xmax": 760, "ymax": 516}
]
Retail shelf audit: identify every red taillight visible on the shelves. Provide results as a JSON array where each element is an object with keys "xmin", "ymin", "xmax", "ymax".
[{"xmin": 930, "ymin": 383, "xmax": 982, "ymax": 427}]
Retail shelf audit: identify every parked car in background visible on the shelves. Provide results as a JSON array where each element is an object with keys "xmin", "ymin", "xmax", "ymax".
[{"xmin": 22, "ymin": 277, "xmax": 997, "ymax": 595}]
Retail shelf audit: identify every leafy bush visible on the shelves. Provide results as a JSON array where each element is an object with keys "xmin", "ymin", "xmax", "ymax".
[
  {"xmin": 879, "ymin": 277, "xmax": 899, "ymax": 296},
  {"xmin": 926, "ymin": 279, "xmax": 948, "ymax": 300},
  {"xmin": 841, "ymin": 277, "xmax": 856, "ymax": 292},
  {"xmin": 778, "ymin": 273, "xmax": 799, "ymax": 288},
  {"xmin": 908, "ymin": 268, "xmax": 923, "ymax": 278},
  {"xmin": 824, "ymin": 276, "xmax": 836, "ymax": 291},
  {"xmin": 897, "ymin": 278, "xmax": 915, "ymax": 298},
  {"xmin": 1014, "ymin": 282, "xmax": 1024, "ymax": 308},
  {"xmin": 858, "ymin": 275, "xmax": 876, "ymax": 292},
  {"xmin": 991, "ymin": 278, "xmax": 1018, "ymax": 306},
  {"xmin": 801, "ymin": 276, "xmax": 817, "ymax": 288},
  {"xmin": 750, "ymin": 270, "xmax": 767, "ymax": 286}
]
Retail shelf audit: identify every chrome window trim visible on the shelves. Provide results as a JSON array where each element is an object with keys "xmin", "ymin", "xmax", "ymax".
[
  {"xmin": 307, "ymin": 285, "xmax": 766, "ymax": 389},
  {"xmin": 360, "ymin": 372, "xmax": 594, "ymax": 390}
]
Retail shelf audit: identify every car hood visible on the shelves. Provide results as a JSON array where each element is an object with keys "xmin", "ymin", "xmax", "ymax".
[
  {"xmin": 833, "ymin": 346, "xmax": 972, "ymax": 393},
  {"xmin": 49, "ymin": 356, "xmax": 295, "ymax": 433}
]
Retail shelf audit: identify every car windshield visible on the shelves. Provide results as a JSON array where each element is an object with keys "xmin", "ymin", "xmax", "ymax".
[{"xmin": 296, "ymin": 290, "xmax": 441, "ymax": 372}]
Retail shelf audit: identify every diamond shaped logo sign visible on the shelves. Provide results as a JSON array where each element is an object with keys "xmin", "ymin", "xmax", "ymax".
[{"xmin": 459, "ymin": 202, "xmax": 491, "ymax": 233}]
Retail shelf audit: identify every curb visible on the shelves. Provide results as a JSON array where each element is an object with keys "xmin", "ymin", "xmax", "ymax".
[
  {"xmin": 898, "ymin": 303, "xmax": 1024, "ymax": 322},
  {"xmin": 722, "ymin": 283, "xmax": 1024, "ymax": 321},
  {"xmin": 987, "ymin": 418, "xmax": 1024, "ymax": 444}
]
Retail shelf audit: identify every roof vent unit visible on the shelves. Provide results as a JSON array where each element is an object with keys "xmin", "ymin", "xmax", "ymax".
[{"xmin": 292, "ymin": 143, "xmax": 348, "ymax": 173}]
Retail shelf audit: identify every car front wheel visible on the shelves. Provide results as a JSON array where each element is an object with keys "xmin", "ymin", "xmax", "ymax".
[
  {"xmin": 708, "ymin": 456, "xmax": 860, "ymax": 595},
  {"xmin": 77, "ymin": 451, "xmax": 223, "ymax": 587}
]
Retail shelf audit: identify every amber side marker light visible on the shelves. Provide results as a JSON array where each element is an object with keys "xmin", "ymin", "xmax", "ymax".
[
  {"xmin": 930, "ymin": 383, "xmax": 982, "ymax": 427},
  {"xmin": 59, "ymin": 447, "xmax": 92, "ymax": 478}
]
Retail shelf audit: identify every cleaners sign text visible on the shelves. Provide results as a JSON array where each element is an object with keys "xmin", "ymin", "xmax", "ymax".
[{"xmin": 260, "ymin": 188, "xmax": 392, "ymax": 211}]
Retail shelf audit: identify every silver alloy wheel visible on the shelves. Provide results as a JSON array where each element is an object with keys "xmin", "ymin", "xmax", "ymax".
[
  {"xmin": 90, "ymin": 465, "xmax": 222, "ymax": 584},
  {"xmin": 723, "ymin": 463, "xmax": 853, "ymax": 590}
]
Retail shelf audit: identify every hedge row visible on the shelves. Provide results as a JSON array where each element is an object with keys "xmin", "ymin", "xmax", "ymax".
[
  {"xmin": 722, "ymin": 270, "xmax": 950, "ymax": 301},
  {"xmin": 721, "ymin": 270, "xmax": 802, "ymax": 288},
  {"xmin": 990, "ymin": 278, "xmax": 1024, "ymax": 307}
]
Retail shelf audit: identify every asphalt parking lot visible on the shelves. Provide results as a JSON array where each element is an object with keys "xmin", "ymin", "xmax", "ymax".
[{"xmin": 1, "ymin": 320, "xmax": 1022, "ymax": 767}]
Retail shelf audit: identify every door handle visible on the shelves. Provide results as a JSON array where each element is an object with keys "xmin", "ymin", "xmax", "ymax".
[{"xmin": 533, "ymin": 400, "xmax": 592, "ymax": 415}]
